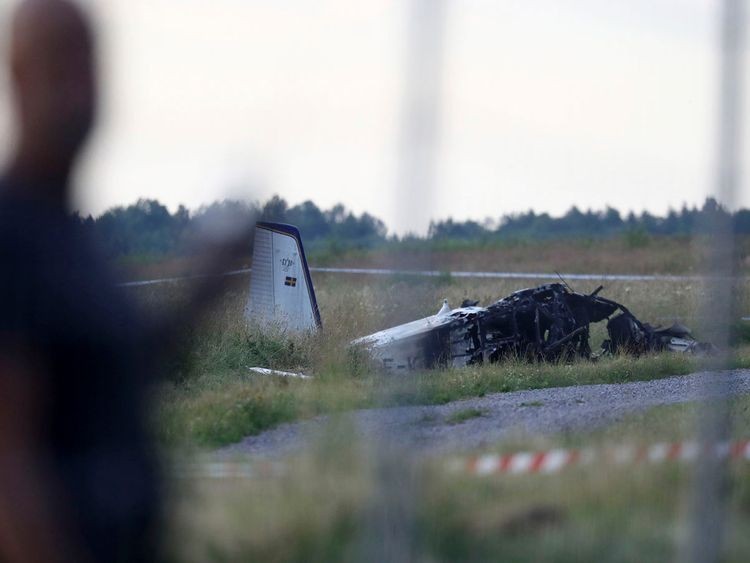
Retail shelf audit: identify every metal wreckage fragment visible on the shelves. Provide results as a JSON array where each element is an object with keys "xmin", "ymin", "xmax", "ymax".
[
  {"xmin": 450, "ymin": 283, "xmax": 715, "ymax": 365},
  {"xmin": 245, "ymin": 221, "xmax": 714, "ymax": 373},
  {"xmin": 357, "ymin": 283, "xmax": 715, "ymax": 372}
]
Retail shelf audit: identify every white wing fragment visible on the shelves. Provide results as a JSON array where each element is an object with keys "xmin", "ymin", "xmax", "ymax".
[{"xmin": 248, "ymin": 367, "xmax": 312, "ymax": 379}]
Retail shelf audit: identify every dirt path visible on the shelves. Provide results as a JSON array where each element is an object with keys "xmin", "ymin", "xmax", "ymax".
[{"xmin": 218, "ymin": 370, "xmax": 750, "ymax": 459}]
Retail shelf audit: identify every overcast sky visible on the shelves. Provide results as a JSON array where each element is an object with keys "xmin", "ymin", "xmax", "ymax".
[{"xmin": 0, "ymin": 0, "xmax": 746, "ymax": 234}]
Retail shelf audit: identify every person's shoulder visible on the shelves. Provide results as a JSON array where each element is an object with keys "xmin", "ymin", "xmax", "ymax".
[
  {"xmin": 0, "ymin": 176, "xmax": 71, "ymax": 241},
  {"xmin": 0, "ymin": 175, "xmax": 35, "ymax": 222},
  {"xmin": 0, "ymin": 188, "xmax": 37, "ymax": 254},
  {"xmin": 0, "ymin": 177, "xmax": 70, "ymax": 277}
]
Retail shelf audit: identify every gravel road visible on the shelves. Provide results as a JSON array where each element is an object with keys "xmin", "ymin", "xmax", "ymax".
[{"xmin": 218, "ymin": 370, "xmax": 750, "ymax": 459}]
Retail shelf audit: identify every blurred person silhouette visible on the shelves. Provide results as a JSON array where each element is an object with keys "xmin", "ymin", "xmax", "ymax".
[
  {"xmin": 0, "ymin": 0, "xmax": 244, "ymax": 561},
  {"xmin": 0, "ymin": 1, "xmax": 161, "ymax": 561}
]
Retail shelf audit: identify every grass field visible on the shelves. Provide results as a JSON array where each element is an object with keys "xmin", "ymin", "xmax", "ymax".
[
  {"xmin": 117, "ymin": 234, "xmax": 750, "ymax": 282},
  {"xmin": 143, "ymin": 271, "xmax": 750, "ymax": 448},
  {"xmin": 164, "ymin": 397, "xmax": 750, "ymax": 562},
  {"xmin": 312, "ymin": 235, "xmax": 712, "ymax": 274},
  {"xmin": 142, "ymin": 238, "xmax": 750, "ymax": 561}
]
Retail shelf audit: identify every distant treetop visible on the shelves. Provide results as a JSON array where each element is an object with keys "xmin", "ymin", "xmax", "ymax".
[{"xmin": 76, "ymin": 195, "xmax": 746, "ymax": 260}]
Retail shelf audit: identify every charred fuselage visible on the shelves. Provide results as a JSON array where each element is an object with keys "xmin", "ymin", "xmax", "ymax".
[{"xmin": 355, "ymin": 283, "xmax": 710, "ymax": 372}]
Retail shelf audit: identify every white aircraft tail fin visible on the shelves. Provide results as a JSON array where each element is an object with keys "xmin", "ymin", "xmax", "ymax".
[{"xmin": 246, "ymin": 222, "xmax": 321, "ymax": 332}]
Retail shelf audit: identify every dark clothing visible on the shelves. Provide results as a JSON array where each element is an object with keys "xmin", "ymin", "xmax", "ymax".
[{"xmin": 0, "ymin": 177, "xmax": 160, "ymax": 562}]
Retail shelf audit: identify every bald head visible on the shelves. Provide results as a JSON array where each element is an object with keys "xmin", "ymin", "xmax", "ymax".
[{"xmin": 8, "ymin": 0, "xmax": 96, "ymax": 196}]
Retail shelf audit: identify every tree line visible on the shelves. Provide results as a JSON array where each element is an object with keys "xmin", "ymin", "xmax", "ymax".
[
  {"xmin": 75, "ymin": 195, "xmax": 750, "ymax": 260},
  {"xmin": 428, "ymin": 198, "xmax": 750, "ymax": 240},
  {"xmin": 77, "ymin": 195, "xmax": 387, "ymax": 260}
]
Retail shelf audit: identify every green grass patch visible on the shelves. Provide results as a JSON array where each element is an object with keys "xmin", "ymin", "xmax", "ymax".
[
  {"xmin": 157, "ymin": 344, "xmax": 750, "ymax": 448},
  {"xmin": 520, "ymin": 401, "xmax": 544, "ymax": 407},
  {"xmin": 147, "ymin": 273, "xmax": 750, "ymax": 448},
  {"xmin": 446, "ymin": 407, "xmax": 484, "ymax": 425},
  {"xmin": 166, "ymin": 397, "xmax": 750, "ymax": 562}
]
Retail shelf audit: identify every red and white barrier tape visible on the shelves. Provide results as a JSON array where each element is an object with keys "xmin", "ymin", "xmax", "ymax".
[
  {"xmin": 456, "ymin": 440, "xmax": 750, "ymax": 476},
  {"xmin": 174, "ymin": 440, "xmax": 750, "ymax": 480}
]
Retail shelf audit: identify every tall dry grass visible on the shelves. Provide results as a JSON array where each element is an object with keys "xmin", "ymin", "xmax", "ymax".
[{"xmin": 145, "ymin": 274, "xmax": 750, "ymax": 448}]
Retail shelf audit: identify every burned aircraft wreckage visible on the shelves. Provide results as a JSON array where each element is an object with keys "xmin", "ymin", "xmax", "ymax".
[
  {"xmin": 246, "ymin": 222, "xmax": 713, "ymax": 374},
  {"xmin": 353, "ymin": 283, "xmax": 714, "ymax": 372}
]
